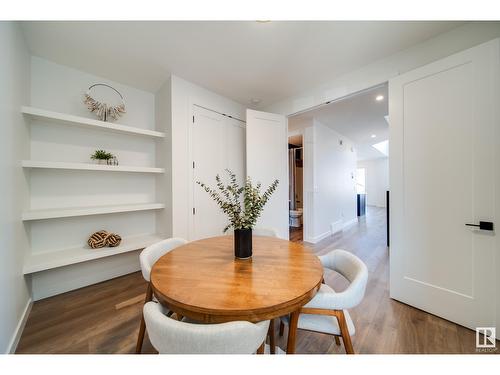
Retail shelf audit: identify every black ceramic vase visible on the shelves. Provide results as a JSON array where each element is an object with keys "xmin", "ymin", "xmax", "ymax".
[{"xmin": 234, "ymin": 228, "xmax": 252, "ymax": 259}]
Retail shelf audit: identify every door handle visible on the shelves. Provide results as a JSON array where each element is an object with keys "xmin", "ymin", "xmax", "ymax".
[{"xmin": 465, "ymin": 221, "xmax": 494, "ymax": 231}]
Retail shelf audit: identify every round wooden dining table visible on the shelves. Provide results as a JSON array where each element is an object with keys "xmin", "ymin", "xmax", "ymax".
[{"xmin": 150, "ymin": 235, "xmax": 323, "ymax": 354}]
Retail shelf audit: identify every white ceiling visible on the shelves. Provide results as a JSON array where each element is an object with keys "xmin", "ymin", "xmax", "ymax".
[
  {"xmin": 21, "ymin": 21, "xmax": 464, "ymax": 107},
  {"xmin": 290, "ymin": 84, "xmax": 389, "ymax": 161}
]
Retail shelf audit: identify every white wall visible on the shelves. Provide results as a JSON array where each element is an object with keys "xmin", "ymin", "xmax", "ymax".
[
  {"xmin": 358, "ymin": 158, "xmax": 389, "ymax": 207},
  {"xmin": 31, "ymin": 57, "xmax": 156, "ymax": 129},
  {"xmin": 155, "ymin": 77, "xmax": 172, "ymax": 238},
  {"xmin": 168, "ymin": 75, "xmax": 246, "ymax": 240},
  {"xmin": 266, "ymin": 22, "xmax": 500, "ymax": 116},
  {"xmin": 0, "ymin": 22, "xmax": 31, "ymax": 353},
  {"xmin": 299, "ymin": 119, "xmax": 357, "ymax": 243}
]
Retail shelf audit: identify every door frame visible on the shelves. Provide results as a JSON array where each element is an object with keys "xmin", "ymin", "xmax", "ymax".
[
  {"xmin": 285, "ymin": 81, "xmax": 391, "ymax": 244},
  {"xmin": 288, "ymin": 128, "xmax": 309, "ymax": 242}
]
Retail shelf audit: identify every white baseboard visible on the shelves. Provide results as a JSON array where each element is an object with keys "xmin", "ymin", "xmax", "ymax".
[
  {"xmin": 330, "ymin": 220, "xmax": 343, "ymax": 234},
  {"xmin": 7, "ymin": 298, "xmax": 33, "ymax": 354},
  {"xmin": 342, "ymin": 217, "xmax": 358, "ymax": 229},
  {"xmin": 309, "ymin": 217, "xmax": 359, "ymax": 244},
  {"xmin": 309, "ymin": 230, "xmax": 332, "ymax": 244}
]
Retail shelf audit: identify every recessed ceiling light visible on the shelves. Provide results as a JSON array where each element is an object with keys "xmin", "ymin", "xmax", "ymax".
[
  {"xmin": 250, "ymin": 98, "xmax": 261, "ymax": 105},
  {"xmin": 376, "ymin": 95, "xmax": 384, "ymax": 101},
  {"xmin": 371, "ymin": 134, "xmax": 376, "ymax": 138}
]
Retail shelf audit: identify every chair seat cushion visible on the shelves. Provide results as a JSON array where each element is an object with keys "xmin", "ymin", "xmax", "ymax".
[{"xmin": 281, "ymin": 284, "xmax": 356, "ymax": 336}]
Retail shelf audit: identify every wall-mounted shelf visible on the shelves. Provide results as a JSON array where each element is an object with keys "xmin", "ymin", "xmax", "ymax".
[
  {"xmin": 22, "ymin": 203, "xmax": 165, "ymax": 221},
  {"xmin": 24, "ymin": 233, "xmax": 164, "ymax": 274},
  {"xmin": 22, "ymin": 160, "xmax": 165, "ymax": 174},
  {"xmin": 22, "ymin": 106, "xmax": 166, "ymax": 139}
]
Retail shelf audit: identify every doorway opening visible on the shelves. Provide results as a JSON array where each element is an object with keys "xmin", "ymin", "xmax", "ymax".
[
  {"xmin": 287, "ymin": 83, "xmax": 389, "ymax": 245},
  {"xmin": 288, "ymin": 134, "xmax": 303, "ymax": 241}
]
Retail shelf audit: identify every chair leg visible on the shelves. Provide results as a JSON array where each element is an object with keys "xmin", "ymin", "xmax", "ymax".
[
  {"xmin": 286, "ymin": 310, "xmax": 300, "ymax": 354},
  {"xmin": 334, "ymin": 336, "xmax": 341, "ymax": 346},
  {"xmin": 268, "ymin": 319, "xmax": 275, "ymax": 354},
  {"xmin": 336, "ymin": 310, "xmax": 354, "ymax": 354},
  {"xmin": 135, "ymin": 282, "xmax": 153, "ymax": 354},
  {"xmin": 256, "ymin": 342, "xmax": 265, "ymax": 354},
  {"xmin": 279, "ymin": 320, "xmax": 285, "ymax": 337}
]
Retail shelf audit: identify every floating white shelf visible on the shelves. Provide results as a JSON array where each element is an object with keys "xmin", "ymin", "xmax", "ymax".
[
  {"xmin": 22, "ymin": 106, "xmax": 166, "ymax": 139},
  {"xmin": 22, "ymin": 203, "xmax": 165, "ymax": 221},
  {"xmin": 24, "ymin": 233, "xmax": 165, "ymax": 274},
  {"xmin": 22, "ymin": 160, "xmax": 165, "ymax": 174}
]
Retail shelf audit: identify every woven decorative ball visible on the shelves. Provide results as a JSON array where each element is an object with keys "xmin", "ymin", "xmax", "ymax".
[
  {"xmin": 88, "ymin": 230, "xmax": 109, "ymax": 249},
  {"xmin": 88, "ymin": 230, "xmax": 122, "ymax": 249},
  {"xmin": 106, "ymin": 233, "xmax": 122, "ymax": 247}
]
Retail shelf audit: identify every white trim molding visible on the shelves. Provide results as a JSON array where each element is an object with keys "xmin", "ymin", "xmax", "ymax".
[
  {"xmin": 308, "ymin": 230, "xmax": 332, "ymax": 244},
  {"xmin": 7, "ymin": 298, "xmax": 32, "ymax": 354},
  {"xmin": 308, "ymin": 217, "xmax": 359, "ymax": 244}
]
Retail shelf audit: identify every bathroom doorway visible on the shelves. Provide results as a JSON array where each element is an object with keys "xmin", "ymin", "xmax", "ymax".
[
  {"xmin": 288, "ymin": 134, "xmax": 303, "ymax": 241},
  {"xmin": 287, "ymin": 83, "xmax": 388, "ymax": 245}
]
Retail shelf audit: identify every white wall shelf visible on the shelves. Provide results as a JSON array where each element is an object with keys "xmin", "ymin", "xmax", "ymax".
[
  {"xmin": 22, "ymin": 106, "xmax": 166, "ymax": 139},
  {"xmin": 22, "ymin": 160, "xmax": 165, "ymax": 174},
  {"xmin": 24, "ymin": 233, "xmax": 164, "ymax": 274},
  {"xmin": 22, "ymin": 203, "xmax": 165, "ymax": 221}
]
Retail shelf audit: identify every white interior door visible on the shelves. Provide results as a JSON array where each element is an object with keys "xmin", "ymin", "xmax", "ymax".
[
  {"xmin": 192, "ymin": 106, "xmax": 245, "ymax": 240},
  {"xmin": 389, "ymin": 39, "xmax": 499, "ymax": 331},
  {"xmin": 246, "ymin": 109, "xmax": 289, "ymax": 239}
]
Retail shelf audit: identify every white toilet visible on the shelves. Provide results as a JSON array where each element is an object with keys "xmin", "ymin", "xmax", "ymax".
[{"xmin": 289, "ymin": 208, "xmax": 303, "ymax": 228}]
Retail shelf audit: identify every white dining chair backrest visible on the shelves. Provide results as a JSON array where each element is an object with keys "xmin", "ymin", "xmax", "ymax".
[
  {"xmin": 143, "ymin": 302, "xmax": 270, "ymax": 354},
  {"xmin": 252, "ymin": 227, "xmax": 279, "ymax": 238},
  {"xmin": 140, "ymin": 238, "xmax": 188, "ymax": 282},
  {"xmin": 311, "ymin": 250, "xmax": 368, "ymax": 310}
]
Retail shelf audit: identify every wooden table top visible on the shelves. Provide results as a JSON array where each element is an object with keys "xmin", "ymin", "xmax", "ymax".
[{"xmin": 150, "ymin": 235, "xmax": 323, "ymax": 323}]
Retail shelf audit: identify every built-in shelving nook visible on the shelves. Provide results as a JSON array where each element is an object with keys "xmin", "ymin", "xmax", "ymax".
[{"xmin": 23, "ymin": 57, "xmax": 168, "ymax": 300}]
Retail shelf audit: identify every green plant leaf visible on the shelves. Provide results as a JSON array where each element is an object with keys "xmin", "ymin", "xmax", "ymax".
[{"xmin": 196, "ymin": 170, "xmax": 279, "ymax": 232}]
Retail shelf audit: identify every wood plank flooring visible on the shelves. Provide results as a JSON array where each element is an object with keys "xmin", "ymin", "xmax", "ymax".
[
  {"xmin": 16, "ymin": 207, "xmax": 488, "ymax": 354},
  {"xmin": 289, "ymin": 226, "xmax": 303, "ymax": 242}
]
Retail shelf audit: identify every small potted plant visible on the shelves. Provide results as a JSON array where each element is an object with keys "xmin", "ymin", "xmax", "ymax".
[
  {"xmin": 197, "ymin": 169, "xmax": 279, "ymax": 259},
  {"xmin": 90, "ymin": 149, "xmax": 115, "ymax": 165}
]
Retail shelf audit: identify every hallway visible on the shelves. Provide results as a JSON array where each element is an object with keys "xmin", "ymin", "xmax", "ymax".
[{"xmin": 286, "ymin": 206, "xmax": 481, "ymax": 353}]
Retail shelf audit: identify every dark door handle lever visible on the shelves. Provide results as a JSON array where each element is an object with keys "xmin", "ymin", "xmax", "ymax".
[{"xmin": 465, "ymin": 221, "xmax": 494, "ymax": 231}]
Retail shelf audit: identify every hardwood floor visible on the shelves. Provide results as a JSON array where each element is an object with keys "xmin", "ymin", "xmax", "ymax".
[
  {"xmin": 289, "ymin": 226, "xmax": 303, "ymax": 242},
  {"xmin": 16, "ymin": 206, "xmax": 487, "ymax": 354}
]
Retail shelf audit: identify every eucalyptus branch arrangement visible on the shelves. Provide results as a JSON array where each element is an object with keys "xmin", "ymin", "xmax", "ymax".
[{"xmin": 197, "ymin": 169, "xmax": 279, "ymax": 233}]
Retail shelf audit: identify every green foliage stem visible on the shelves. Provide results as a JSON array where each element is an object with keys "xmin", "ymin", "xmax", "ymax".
[{"xmin": 197, "ymin": 169, "xmax": 279, "ymax": 232}]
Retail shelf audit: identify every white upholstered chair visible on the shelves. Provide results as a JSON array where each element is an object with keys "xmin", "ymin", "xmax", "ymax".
[
  {"xmin": 143, "ymin": 301, "xmax": 270, "ymax": 354},
  {"xmin": 136, "ymin": 237, "xmax": 188, "ymax": 353},
  {"xmin": 279, "ymin": 249, "xmax": 368, "ymax": 354}
]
